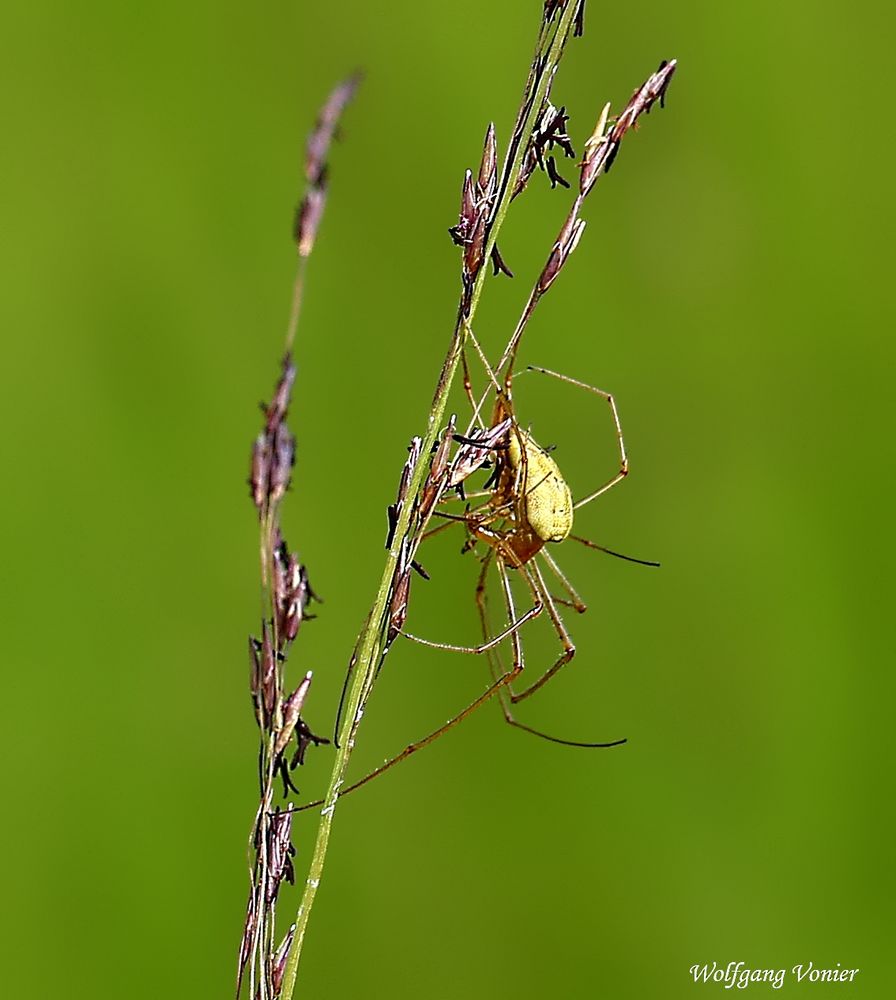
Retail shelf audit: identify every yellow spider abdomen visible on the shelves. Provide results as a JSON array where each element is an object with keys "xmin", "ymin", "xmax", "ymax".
[{"xmin": 508, "ymin": 430, "xmax": 573, "ymax": 543}]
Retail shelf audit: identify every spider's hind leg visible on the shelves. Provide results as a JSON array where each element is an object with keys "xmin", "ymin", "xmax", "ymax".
[
  {"xmin": 478, "ymin": 546, "xmax": 624, "ymax": 749},
  {"xmin": 506, "ymin": 555, "xmax": 575, "ymax": 704},
  {"xmin": 326, "ymin": 545, "xmax": 532, "ymax": 802}
]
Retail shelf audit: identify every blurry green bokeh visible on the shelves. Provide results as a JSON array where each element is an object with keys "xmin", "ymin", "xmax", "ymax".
[{"xmin": 1, "ymin": 2, "xmax": 892, "ymax": 997}]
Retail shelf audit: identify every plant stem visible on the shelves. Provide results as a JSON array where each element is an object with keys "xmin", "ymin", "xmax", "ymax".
[
  {"xmin": 279, "ymin": 7, "xmax": 580, "ymax": 995},
  {"xmin": 285, "ymin": 255, "xmax": 308, "ymax": 354}
]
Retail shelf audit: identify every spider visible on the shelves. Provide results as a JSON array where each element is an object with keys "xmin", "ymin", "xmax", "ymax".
[
  {"xmin": 400, "ymin": 350, "xmax": 659, "ymax": 749},
  {"xmin": 311, "ymin": 348, "xmax": 660, "ymax": 805},
  {"xmin": 291, "ymin": 341, "xmax": 658, "ymax": 815}
]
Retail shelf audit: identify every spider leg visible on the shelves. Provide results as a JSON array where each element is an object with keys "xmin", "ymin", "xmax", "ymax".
[
  {"xmin": 508, "ymin": 555, "xmax": 576, "ymax": 703},
  {"xmin": 400, "ymin": 605, "xmax": 538, "ymax": 655},
  {"xmin": 525, "ymin": 365, "xmax": 629, "ymax": 510},
  {"xmin": 462, "ymin": 318, "xmax": 503, "ymax": 397},
  {"xmin": 458, "ymin": 318, "xmax": 505, "ymax": 436},
  {"xmin": 309, "ymin": 553, "xmax": 529, "ymax": 805},
  {"xmin": 458, "ymin": 311, "xmax": 504, "ymax": 426},
  {"xmin": 568, "ymin": 534, "xmax": 660, "ymax": 567},
  {"xmin": 428, "ymin": 494, "xmax": 519, "ymax": 546},
  {"xmin": 539, "ymin": 545, "xmax": 588, "ymax": 612},
  {"xmin": 478, "ymin": 547, "xmax": 622, "ymax": 748},
  {"xmin": 437, "ymin": 489, "xmax": 494, "ymax": 504},
  {"xmin": 476, "ymin": 549, "xmax": 506, "ymax": 689},
  {"xmin": 475, "ymin": 553, "xmax": 523, "ymax": 724},
  {"xmin": 567, "ymin": 535, "xmax": 660, "ymax": 566},
  {"xmin": 322, "ymin": 669, "xmax": 519, "ymax": 803},
  {"xmin": 419, "ymin": 517, "xmax": 464, "ymax": 544},
  {"xmin": 460, "ymin": 343, "xmax": 478, "ymax": 417}
]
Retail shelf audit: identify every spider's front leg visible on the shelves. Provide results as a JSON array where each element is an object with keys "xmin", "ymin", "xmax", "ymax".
[{"xmin": 525, "ymin": 365, "xmax": 629, "ymax": 509}]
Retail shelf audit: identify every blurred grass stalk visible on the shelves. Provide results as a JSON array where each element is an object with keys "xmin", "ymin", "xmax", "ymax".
[{"xmin": 238, "ymin": 75, "xmax": 360, "ymax": 1000}]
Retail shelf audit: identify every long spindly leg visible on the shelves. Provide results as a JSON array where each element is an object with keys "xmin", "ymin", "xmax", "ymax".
[
  {"xmin": 508, "ymin": 555, "xmax": 577, "ymax": 704},
  {"xmin": 427, "ymin": 495, "xmax": 521, "ymax": 556},
  {"xmin": 480, "ymin": 550, "xmax": 625, "ymax": 748},
  {"xmin": 316, "ymin": 667, "xmax": 521, "ymax": 805},
  {"xmin": 525, "ymin": 365, "xmax": 629, "ymax": 510},
  {"xmin": 400, "ymin": 595, "xmax": 540, "ymax": 655},
  {"xmin": 437, "ymin": 489, "xmax": 495, "ymax": 503},
  {"xmin": 401, "ymin": 534, "xmax": 541, "ymax": 653},
  {"xmin": 475, "ymin": 552, "xmax": 538, "ymax": 731},
  {"xmin": 459, "ymin": 318, "xmax": 506, "ymax": 435},
  {"xmin": 568, "ymin": 534, "xmax": 660, "ymax": 567},
  {"xmin": 292, "ymin": 550, "xmax": 530, "ymax": 812},
  {"xmin": 475, "ymin": 548, "xmax": 508, "ymax": 689},
  {"xmin": 463, "ymin": 319, "xmax": 503, "ymax": 397},
  {"xmin": 488, "ymin": 557, "xmax": 623, "ymax": 758},
  {"xmin": 539, "ymin": 545, "xmax": 588, "ymax": 612},
  {"xmin": 460, "ymin": 343, "xmax": 478, "ymax": 417},
  {"xmin": 419, "ymin": 517, "xmax": 463, "ymax": 545}
]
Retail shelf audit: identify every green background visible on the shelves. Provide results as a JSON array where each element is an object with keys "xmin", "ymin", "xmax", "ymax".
[{"xmin": 2, "ymin": 2, "xmax": 892, "ymax": 997}]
